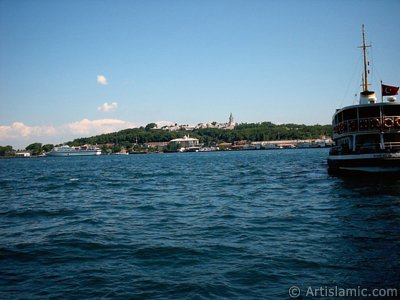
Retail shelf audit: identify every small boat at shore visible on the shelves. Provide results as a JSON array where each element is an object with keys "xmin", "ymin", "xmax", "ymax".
[
  {"xmin": 47, "ymin": 145, "xmax": 101, "ymax": 156},
  {"xmin": 328, "ymin": 25, "xmax": 400, "ymax": 173}
]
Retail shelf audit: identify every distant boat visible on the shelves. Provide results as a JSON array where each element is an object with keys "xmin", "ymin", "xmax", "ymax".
[
  {"xmin": 328, "ymin": 25, "xmax": 400, "ymax": 173},
  {"xmin": 47, "ymin": 145, "xmax": 101, "ymax": 156},
  {"xmin": 113, "ymin": 148, "xmax": 129, "ymax": 155}
]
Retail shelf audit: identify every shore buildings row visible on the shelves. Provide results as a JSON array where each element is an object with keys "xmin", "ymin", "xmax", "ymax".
[
  {"xmin": 146, "ymin": 136, "xmax": 333, "ymax": 153},
  {"xmin": 8, "ymin": 136, "xmax": 332, "ymax": 157}
]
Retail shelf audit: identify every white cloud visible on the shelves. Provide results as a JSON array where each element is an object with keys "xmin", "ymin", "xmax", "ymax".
[
  {"xmin": 97, "ymin": 75, "xmax": 108, "ymax": 85},
  {"xmin": 66, "ymin": 118, "xmax": 136, "ymax": 135},
  {"xmin": 0, "ymin": 119, "xmax": 137, "ymax": 149},
  {"xmin": 98, "ymin": 102, "xmax": 118, "ymax": 113},
  {"xmin": 0, "ymin": 122, "xmax": 56, "ymax": 140}
]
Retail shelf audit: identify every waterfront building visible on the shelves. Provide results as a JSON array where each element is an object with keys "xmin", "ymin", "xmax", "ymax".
[
  {"xmin": 15, "ymin": 151, "xmax": 31, "ymax": 157},
  {"xmin": 167, "ymin": 135, "xmax": 201, "ymax": 152}
]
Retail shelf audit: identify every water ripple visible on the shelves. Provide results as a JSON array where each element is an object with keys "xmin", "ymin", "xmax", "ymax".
[{"xmin": 1, "ymin": 149, "xmax": 399, "ymax": 299}]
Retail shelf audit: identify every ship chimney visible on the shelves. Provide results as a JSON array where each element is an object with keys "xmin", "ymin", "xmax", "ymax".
[{"xmin": 360, "ymin": 90, "xmax": 377, "ymax": 104}]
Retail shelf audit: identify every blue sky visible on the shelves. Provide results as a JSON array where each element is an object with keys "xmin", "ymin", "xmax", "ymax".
[{"xmin": 1, "ymin": 0, "xmax": 399, "ymax": 148}]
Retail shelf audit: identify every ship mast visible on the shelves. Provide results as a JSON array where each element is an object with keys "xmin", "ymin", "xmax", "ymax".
[
  {"xmin": 358, "ymin": 25, "xmax": 376, "ymax": 104},
  {"xmin": 361, "ymin": 24, "xmax": 370, "ymax": 92}
]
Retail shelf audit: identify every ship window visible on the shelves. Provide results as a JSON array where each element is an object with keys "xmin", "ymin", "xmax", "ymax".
[
  {"xmin": 383, "ymin": 105, "xmax": 400, "ymax": 117},
  {"xmin": 336, "ymin": 136, "xmax": 353, "ymax": 152},
  {"xmin": 342, "ymin": 108, "xmax": 357, "ymax": 121},
  {"xmin": 337, "ymin": 136, "xmax": 352, "ymax": 146},
  {"xmin": 355, "ymin": 134, "xmax": 380, "ymax": 151},
  {"xmin": 338, "ymin": 112, "xmax": 343, "ymax": 123},
  {"xmin": 358, "ymin": 106, "xmax": 380, "ymax": 118}
]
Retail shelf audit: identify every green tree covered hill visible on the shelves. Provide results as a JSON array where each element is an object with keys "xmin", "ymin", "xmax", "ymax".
[{"xmin": 70, "ymin": 122, "xmax": 331, "ymax": 147}]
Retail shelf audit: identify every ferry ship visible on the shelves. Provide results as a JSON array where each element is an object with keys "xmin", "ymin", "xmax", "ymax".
[
  {"xmin": 328, "ymin": 25, "xmax": 400, "ymax": 173},
  {"xmin": 47, "ymin": 145, "xmax": 102, "ymax": 156}
]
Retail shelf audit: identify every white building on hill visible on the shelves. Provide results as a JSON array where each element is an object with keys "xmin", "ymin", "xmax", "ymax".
[{"xmin": 162, "ymin": 113, "xmax": 236, "ymax": 131}]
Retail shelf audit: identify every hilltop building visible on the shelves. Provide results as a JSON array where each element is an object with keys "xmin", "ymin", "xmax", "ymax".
[{"xmin": 161, "ymin": 113, "xmax": 236, "ymax": 131}]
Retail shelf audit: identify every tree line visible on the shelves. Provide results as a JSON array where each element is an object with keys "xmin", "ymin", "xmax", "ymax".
[{"xmin": 0, "ymin": 143, "xmax": 54, "ymax": 157}]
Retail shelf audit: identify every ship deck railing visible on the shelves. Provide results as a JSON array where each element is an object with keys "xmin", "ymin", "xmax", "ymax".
[
  {"xmin": 356, "ymin": 142, "xmax": 400, "ymax": 152},
  {"xmin": 384, "ymin": 142, "xmax": 400, "ymax": 150},
  {"xmin": 330, "ymin": 142, "xmax": 400, "ymax": 155},
  {"xmin": 335, "ymin": 115, "xmax": 400, "ymax": 134}
]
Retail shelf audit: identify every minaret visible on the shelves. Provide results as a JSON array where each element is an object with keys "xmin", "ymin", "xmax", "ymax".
[
  {"xmin": 228, "ymin": 113, "xmax": 234, "ymax": 125},
  {"xmin": 227, "ymin": 113, "xmax": 235, "ymax": 129}
]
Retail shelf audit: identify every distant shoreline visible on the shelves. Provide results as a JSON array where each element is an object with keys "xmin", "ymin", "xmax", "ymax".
[{"xmin": 0, "ymin": 146, "xmax": 330, "ymax": 159}]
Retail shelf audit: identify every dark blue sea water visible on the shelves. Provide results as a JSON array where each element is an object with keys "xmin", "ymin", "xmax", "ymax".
[{"xmin": 1, "ymin": 149, "xmax": 399, "ymax": 299}]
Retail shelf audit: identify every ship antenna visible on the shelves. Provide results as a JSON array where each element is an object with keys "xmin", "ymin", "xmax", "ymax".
[{"xmin": 359, "ymin": 24, "xmax": 371, "ymax": 92}]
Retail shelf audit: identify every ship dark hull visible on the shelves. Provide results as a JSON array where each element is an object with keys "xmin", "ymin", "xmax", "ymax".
[{"xmin": 328, "ymin": 153, "xmax": 400, "ymax": 173}]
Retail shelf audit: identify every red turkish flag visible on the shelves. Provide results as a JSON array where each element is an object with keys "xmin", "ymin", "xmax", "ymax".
[{"xmin": 382, "ymin": 84, "xmax": 399, "ymax": 96}]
